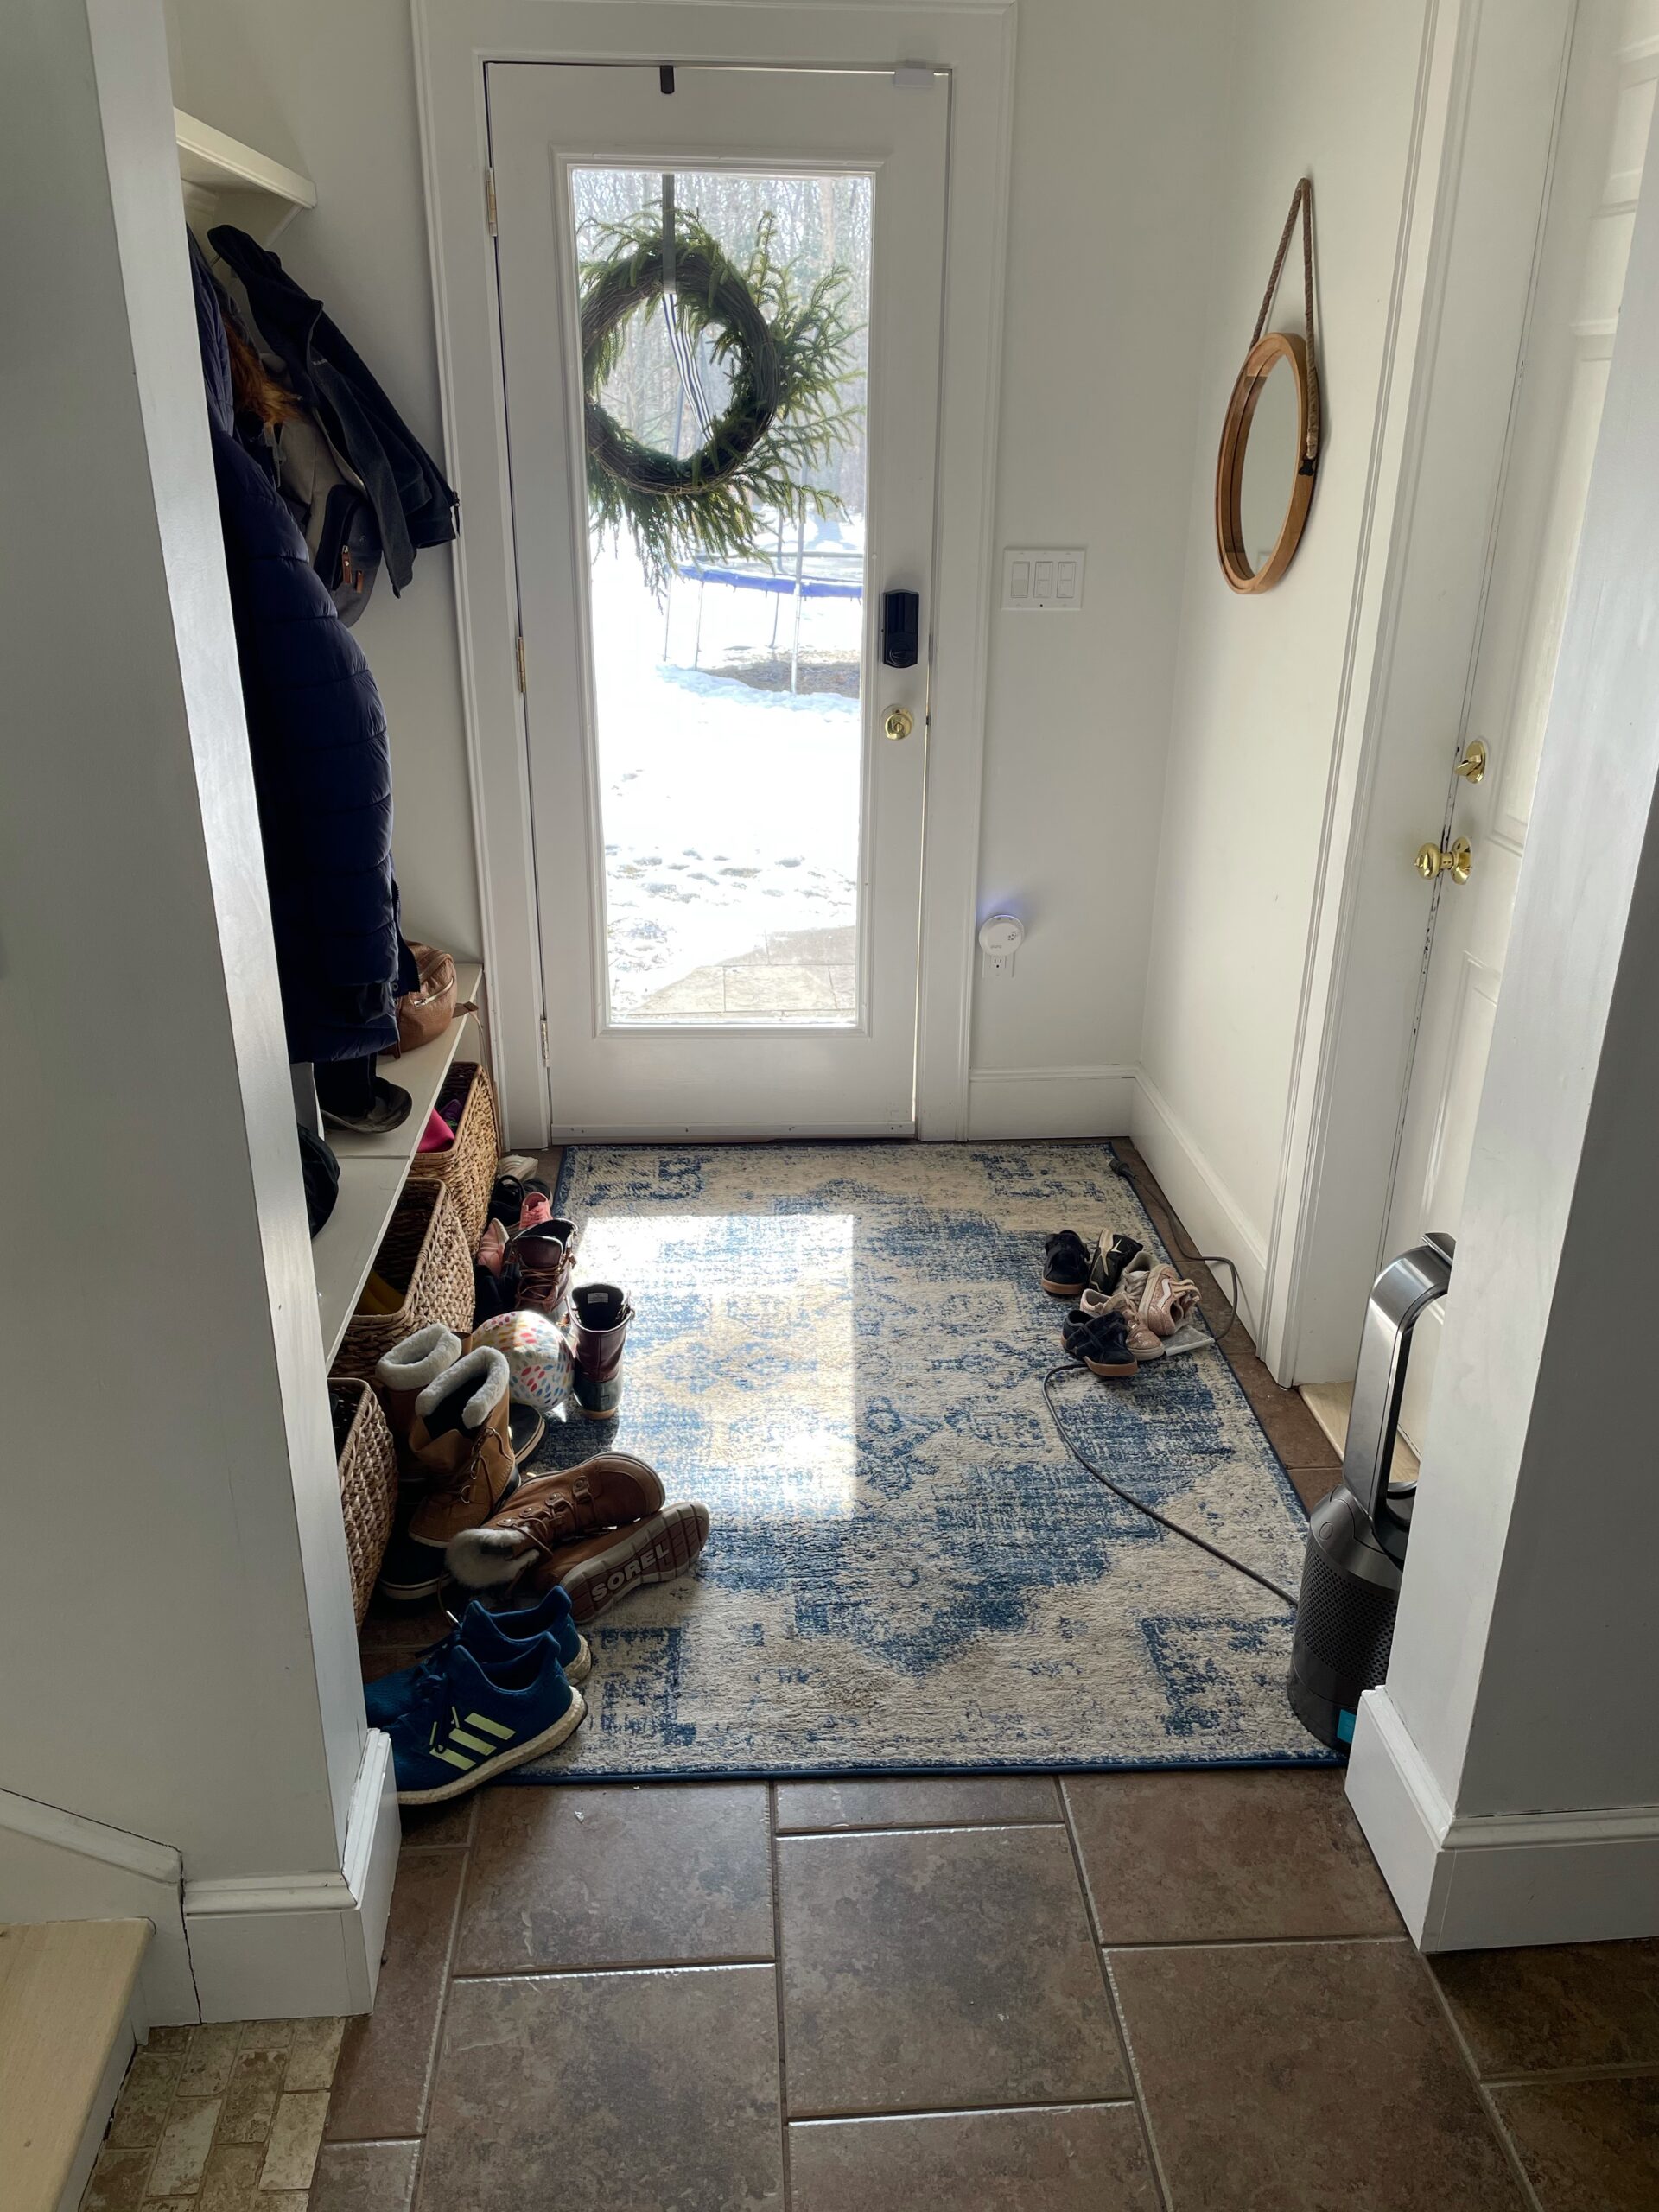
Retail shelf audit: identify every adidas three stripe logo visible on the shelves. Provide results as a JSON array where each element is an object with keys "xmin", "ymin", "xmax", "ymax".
[{"xmin": 429, "ymin": 1707, "xmax": 516, "ymax": 1772}]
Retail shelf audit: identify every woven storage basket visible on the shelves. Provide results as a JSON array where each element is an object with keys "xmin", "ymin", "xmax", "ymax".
[
  {"xmin": 329, "ymin": 1379, "xmax": 397, "ymax": 1625},
  {"xmin": 407, "ymin": 1060, "xmax": 500, "ymax": 1249},
  {"xmin": 331, "ymin": 1178, "xmax": 475, "ymax": 1383}
]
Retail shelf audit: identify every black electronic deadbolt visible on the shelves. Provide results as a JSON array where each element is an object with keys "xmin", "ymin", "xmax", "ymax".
[{"xmin": 881, "ymin": 588, "xmax": 920, "ymax": 669}]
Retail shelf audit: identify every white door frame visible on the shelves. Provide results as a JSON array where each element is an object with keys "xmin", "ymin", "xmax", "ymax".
[
  {"xmin": 1257, "ymin": 0, "xmax": 1580, "ymax": 1382},
  {"xmin": 412, "ymin": 0, "xmax": 1016, "ymax": 1147}
]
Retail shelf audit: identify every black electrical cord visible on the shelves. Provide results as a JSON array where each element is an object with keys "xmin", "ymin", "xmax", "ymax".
[{"xmin": 1036, "ymin": 1153, "xmax": 1301, "ymax": 1612}]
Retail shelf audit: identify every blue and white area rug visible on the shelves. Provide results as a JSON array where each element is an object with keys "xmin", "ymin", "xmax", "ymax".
[{"xmin": 517, "ymin": 1141, "xmax": 1329, "ymax": 1780}]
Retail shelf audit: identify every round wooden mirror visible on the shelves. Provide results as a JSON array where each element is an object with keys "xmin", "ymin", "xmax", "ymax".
[{"xmin": 1215, "ymin": 331, "xmax": 1317, "ymax": 593}]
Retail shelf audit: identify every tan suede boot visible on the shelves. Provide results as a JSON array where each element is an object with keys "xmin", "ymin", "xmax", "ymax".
[
  {"xmin": 378, "ymin": 1350, "xmax": 518, "ymax": 1602},
  {"xmin": 444, "ymin": 1453, "xmax": 665, "ymax": 1592}
]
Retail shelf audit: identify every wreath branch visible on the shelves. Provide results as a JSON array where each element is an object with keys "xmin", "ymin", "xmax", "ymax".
[{"xmin": 580, "ymin": 210, "xmax": 862, "ymax": 588}]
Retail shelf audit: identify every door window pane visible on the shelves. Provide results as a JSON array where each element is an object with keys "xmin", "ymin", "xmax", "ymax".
[{"xmin": 571, "ymin": 167, "xmax": 871, "ymax": 1024}]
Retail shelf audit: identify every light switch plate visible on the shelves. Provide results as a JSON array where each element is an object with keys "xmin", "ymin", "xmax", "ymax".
[{"xmin": 1002, "ymin": 546, "xmax": 1085, "ymax": 611}]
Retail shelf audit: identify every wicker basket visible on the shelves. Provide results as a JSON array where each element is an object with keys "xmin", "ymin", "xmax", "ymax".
[
  {"xmin": 331, "ymin": 1178, "xmax": 475, "ymax": 1382},
  {"xmin": 407, "ymin": 1060, "xmax": 500, "ymax": 1249},
  {"xmin": 330, "ymin": 1379, "xmax": 397, "ymax": 1625}
]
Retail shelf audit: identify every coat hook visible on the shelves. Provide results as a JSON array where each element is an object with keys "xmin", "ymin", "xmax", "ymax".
[{"xmin": 659, "ymin": 64, "xmax": 675, "ymax": 95}]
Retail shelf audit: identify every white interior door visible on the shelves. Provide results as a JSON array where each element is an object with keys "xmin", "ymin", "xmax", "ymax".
[
  {"xmin": 487, "ymin": 63, "xmax": 947, "ymax": 1139},
  {"xmin": 1386, "ymin": 1, "xmax": 1658, "ymax": 1445}
]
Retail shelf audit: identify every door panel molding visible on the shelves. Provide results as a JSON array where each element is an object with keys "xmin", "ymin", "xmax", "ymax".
[{"xmin": 412, "ymin": 0, "xmax": 1015, "ymax": 1145}]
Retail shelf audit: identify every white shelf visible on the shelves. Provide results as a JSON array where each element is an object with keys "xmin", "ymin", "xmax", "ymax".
[
  {"xmin": 175, "ymin": 108, "xmax": 315, "ymax": 245},
  {"xmin": 312, "ymin": 964, "xmax": 486, "ymax": 1366}
]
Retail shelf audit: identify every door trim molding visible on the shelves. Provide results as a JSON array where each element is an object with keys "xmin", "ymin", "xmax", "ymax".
[
  {"xmin": 1258, "ymin": 0, "xmax": 1576, "ymax": 1382},
  {"xmin": 412, "ymin": 0, "xmax": 1017, "ymax": 1146}
]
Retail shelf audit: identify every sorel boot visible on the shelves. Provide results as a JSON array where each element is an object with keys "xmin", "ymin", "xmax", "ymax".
[
  {"xmin": 569, "ymin": 1282, "xmax": 633, "ymax": 1421},
  {"xmin": 373, "ymin": 1325, "xmax": 463, "ymax": 1483},
  {"xmin": 508, "ymin": 1217, "xmax": 580, "ymax": 1322},
  {"xmin": 378, "ymin": 1349, "xmax": 519, "ymax": 1600},
  {"xmin": 474, "ymin": 1503, "xmax": 713, "ymax": 1624},
  {"xmin": 445, "ymin": 1453, "xmax": 665, "ymax": 1595}
]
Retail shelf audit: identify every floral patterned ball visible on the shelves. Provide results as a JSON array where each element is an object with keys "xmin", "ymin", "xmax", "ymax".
[{"xmin": 470, "ymin": 1309, "xmax": 573, "ymax": 1417}]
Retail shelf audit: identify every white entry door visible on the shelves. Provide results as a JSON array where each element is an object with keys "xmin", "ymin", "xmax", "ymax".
[
  {"xmin": 1385, "ymin": 3, "xmax": 1657, "ymax": 1444},
  {"xmin": 486, "ymin": 63, "xmax": 947, "ymax": 1139}
]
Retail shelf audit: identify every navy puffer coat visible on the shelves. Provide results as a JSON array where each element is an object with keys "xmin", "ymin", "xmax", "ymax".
[{"xmin": 191, "ymin": 238, "xmax": 405, "ymax": 1064}]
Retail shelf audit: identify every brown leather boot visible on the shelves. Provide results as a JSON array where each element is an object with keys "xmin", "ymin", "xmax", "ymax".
[
  {"xmin": 372, "ymin": 1325, "xmax": 464, "ymax": 1484},
  {"xmin": 378, "ymin": 1350, "xmax": 518, "ymax": 1600},
  {"xmin": 509, "ymin": 1217, "xmax": 580, "ymax": 1321},
  {"xmin": 569, "ymin": 1281, "xmax": 633, "ymax": 1420},
  {"xmin": 514, "ymin": 1503, "xmax": 711, "ymax": 1624},
  {"xmin": 444, "ymin": 1452, "xmax": 665, "ymax": 1592}
]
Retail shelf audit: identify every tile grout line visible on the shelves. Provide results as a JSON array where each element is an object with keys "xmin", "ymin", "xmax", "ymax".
[
  {"xmin": 449, "ymin": 1954, "xmax": 779, "ymax": 1982},
  {"xmin": 787, "ymin": 2094, "xmax": 1148, "ymax": 2124},
  {"xmin": 767, "ymin": 1782, "xmax": 795, "ymax": 2212},
  {"xmin": 1104, "ymin": 1931, "xmax": 1408, "ymax": 1954},
  {"xmin": 1099, "ymin": 1951, "xmax": 1176, "ymax": 2212},
  {"xmin": 777, "ymin": 1819, "xmax": 1067, "ymax": 1842},
  {"xmin": 1055, "ymin": 1777, "xmax": 1172, "ymax": 2212},
  {"xmin": 402, "ymin": 1815, "xmax": 475, "ymax": 2209},
  {"xmin": 1482, "ymin": 2056, "xmax": 1659, "ymax": 2089},
  {"xmin": 1412, "ymin": 1948, "xmax": 1546, "ymax": 2212}
]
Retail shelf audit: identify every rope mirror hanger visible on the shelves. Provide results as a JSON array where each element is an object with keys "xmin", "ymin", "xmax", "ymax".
[{"xmin": 1215, "ymin": 176, "xmax": 1321, "ymax": 594}]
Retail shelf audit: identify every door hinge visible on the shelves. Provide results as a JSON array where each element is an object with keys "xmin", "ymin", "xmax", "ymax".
[
  {"xmin": 515, "ymin": 633, "xmax": 528, "ymax": 693},
  {"xmin": 485, "ymin": 166, "xmax": 499, "ymax": 238},
  {"xmin": 539, "ymin": 1017, "xmax": 550, "ymax": 1067}
]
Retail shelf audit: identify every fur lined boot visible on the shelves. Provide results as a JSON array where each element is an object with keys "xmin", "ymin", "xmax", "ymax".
[
  {"xmin": 374, "ymin": 1325, "xmax": 464, "ymax": 1484},
  {"xmin": 378, "ymin": 1348, "xmax": 518, "ymax": 1601}
]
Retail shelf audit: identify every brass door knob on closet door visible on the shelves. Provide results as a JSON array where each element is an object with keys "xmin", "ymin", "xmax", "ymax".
[
  {"xmin": 883, "ymin": 705, "xmax": 913, "ymax": 742},
  {"xmin": 1416, "ymin": 836, "xmax": 1472, "ymax": 884}
]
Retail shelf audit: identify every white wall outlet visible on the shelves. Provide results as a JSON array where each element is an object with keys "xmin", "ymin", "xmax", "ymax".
[
  {"xmin": 978, "ymin": 912, "xmax": 1024, "ymax": 976},
  {"xmin": 1002, "ymin": 547, "xmax": 1085, "ymax": 611}
]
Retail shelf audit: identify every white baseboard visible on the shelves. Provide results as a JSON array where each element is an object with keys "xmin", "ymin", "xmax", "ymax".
[
  {"xmin": 1347, "ymin": 1689, "xmax": 1659, "ymax": 1950},
  {"xmin": 964, "ymin": 1065, "xmax": 1137, "ymax": 1140},
  {"xmin": 1128, "ymin": 1069, "xmax": 1268, "ymax": 1338},
  {"xmin": 0, "ymin": 1786, "xmax": 194, "ymax": 2022},
  {"xmin": 182, "ymin": 1730, "xmax": 399, "ymax": 2022}
]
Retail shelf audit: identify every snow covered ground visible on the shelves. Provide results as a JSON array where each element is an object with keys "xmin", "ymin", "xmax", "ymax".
[{"xmin": 588, "ymin": 542, "xmax": 865, "ymax": 1020}]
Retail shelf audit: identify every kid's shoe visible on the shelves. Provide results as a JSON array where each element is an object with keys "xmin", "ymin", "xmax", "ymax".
[
  {"xmin": 1079, "ymin": 1283, "xmax": 1164, "ymax": 1361},
  {"xmin": 365, "ymin": 1583, "xmax": 590, "ymax": 1727},
  {"xmin": 377, "ymin": 1348, "xmax": 519, "ymax": 1601},
  {"xmin": 1062, "ymin": 1304, "xmax": 1138, "ymax": 1378},
  {"xmin": 1090, "ymin": 1233, "xmax": 1149, "ymax": 1299},
  {"xmin": 1040, "ymin": 1230, "xmax": 1092, "ymax": 1298},
  {"xmin": 373, "ymin": 1325, "xmax": 464, "ymax": 1482},
  {"xmin": 387, "ymin": 1635, "xmax": 586, "ymax": 1803}
]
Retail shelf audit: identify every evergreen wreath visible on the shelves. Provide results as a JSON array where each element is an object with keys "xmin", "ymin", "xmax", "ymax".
[{"xmin": 580, "ymin": 209, "xmax": 861, "ymax": 587}]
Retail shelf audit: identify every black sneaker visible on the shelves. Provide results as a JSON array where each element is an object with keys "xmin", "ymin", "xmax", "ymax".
[
  {"xmin": 1062, "ymin": 1305, "xmax": 1137, "ymax": 1378},
  {"xmin": 1041, "ymin": 1230, "xmax": 1092, "ymax": 1298}
]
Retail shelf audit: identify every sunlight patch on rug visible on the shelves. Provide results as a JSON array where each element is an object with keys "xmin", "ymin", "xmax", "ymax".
[{"xmin": 512, "ymin": 1141, "xmax": 1331, "ymax": 1779}]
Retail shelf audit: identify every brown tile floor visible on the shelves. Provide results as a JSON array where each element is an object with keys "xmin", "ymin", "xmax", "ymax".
[{"xmin": 321, "ymin": 1137, "xmax": 1656, "ymax": 2209}]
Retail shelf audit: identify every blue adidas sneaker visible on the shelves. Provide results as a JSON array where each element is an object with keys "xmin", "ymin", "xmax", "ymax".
[
  {"xmin": 387, "ymin": 1636, "xmax": 585, "ymax": 1803},
  {"xmin": 364, "ymin": 1584, "xmax": 590, "ymax": 1727}
]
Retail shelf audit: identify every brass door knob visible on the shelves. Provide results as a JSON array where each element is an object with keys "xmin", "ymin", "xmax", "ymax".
[
  {"xmin": 1416, "ymin": 836, "xmax": 1472, "ymax": 884},
  {"xmin": 883, "ymin": 705, "xmax": 914, "ymax": 742},
  {"xmin": 1453, "ymin": 739, "xmax": 1487, "ymax": 783}
]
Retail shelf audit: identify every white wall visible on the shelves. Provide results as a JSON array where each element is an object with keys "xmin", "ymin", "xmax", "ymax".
[
  {"xmin": 164, "ymin": 0, "xmax": 1230, "ymax": 1119},
  {"xmin": 164, "ymin": 0, "xmax": 482, "ymax": 959},
  {"xmin": 1137, "ymin": 0, "xmax": 1434, "ymax": 1322},
  {"xmin": 968, "ymin": 0, "xmax": 1225, "ymax": 1118},
  {"xmin": 0, "ymin": 0, "xmax": 393, "ymax": 2021}
]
